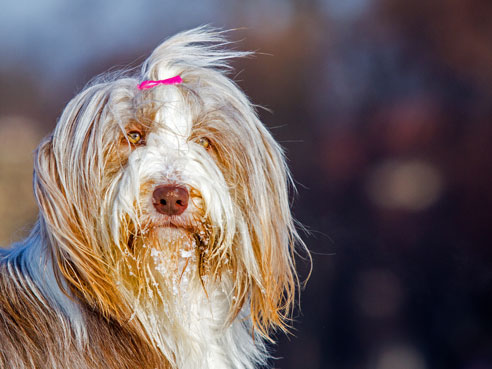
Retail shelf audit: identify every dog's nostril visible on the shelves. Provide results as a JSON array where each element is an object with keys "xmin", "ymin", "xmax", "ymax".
[{"xmin": 152, "ymin": 185, "xmax": 189, "ymax": 216}]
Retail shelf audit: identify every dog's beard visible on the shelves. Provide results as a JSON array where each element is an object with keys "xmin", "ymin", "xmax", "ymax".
[
  {"xmin": 149, "ymin": 228, "xmax": 200, "ymax": 294},
  {"xmin": 115, "ymin": 204, "xmax": 214, "ymax": 299},
  {"xmin": 133, "ymin": 224, "xmax": 212, "ymax": 295},
  {"xmin": 110, "ymin": 205, "xmax": 222, "ymax": 353}
]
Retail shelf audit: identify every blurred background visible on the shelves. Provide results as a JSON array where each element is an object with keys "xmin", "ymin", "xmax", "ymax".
[{"xmin": 1, "ymin": 0, "xmax": 491, "ymax": 368}]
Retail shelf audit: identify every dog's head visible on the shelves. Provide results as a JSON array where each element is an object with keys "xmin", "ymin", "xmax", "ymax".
[{"xmin": 33, "ymin": 28, "xmax": 302, "ymax": 340}]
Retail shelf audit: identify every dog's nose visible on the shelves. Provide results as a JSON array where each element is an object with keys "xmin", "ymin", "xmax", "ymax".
[{"xmin": 152, "ymin": 185, "xmax": 189, "ymax": 216}]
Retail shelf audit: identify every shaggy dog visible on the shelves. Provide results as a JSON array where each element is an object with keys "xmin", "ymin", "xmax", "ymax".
[{"xmin": 0, "ymin": 27, "xmax": 305, "ymax": 369}]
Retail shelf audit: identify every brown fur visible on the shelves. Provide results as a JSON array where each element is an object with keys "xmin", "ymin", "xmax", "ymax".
[
  {"xmin": 0, "ymin": 254, "xmax": 169, "ymax": 369},
  {"xmin": 0, "ymin": 28, "xmax": 309, "ymax": 368}
]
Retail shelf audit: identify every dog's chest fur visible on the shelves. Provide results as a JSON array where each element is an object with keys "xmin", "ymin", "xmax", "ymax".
[
  {"xmin": 0, "ymin": 243, "xmax": 259, "ymax": 369},
  {"xmin": 0, "ymin": 263, "xmax": 168, "ymax": 369}
]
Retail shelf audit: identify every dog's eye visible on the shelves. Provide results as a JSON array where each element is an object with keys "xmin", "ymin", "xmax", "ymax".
[
  {"xmin": 198, "ymin": 137, "xmax": 211, "ymax": 150},
  {"xmin": 127, "ymin": 131, "xmax": 143, "ymax": 145}
]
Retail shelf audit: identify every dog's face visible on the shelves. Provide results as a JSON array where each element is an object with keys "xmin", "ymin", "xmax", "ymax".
[{"xmin": 32, "ymin": 31, "xmax": 300, "ymax": 341}]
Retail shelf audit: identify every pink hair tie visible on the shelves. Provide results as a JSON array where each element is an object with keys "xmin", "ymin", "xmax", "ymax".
[{"xmin": 137, "ymin": 75, "xmax": 182, "ymax": 90}]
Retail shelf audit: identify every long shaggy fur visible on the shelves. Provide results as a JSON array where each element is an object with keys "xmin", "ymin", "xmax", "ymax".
[{"xmin": 0, "ymin": 27, "xmax": 306, "ymax": 369}]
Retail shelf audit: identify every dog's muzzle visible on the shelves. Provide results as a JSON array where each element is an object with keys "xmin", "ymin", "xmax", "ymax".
[{"xmin": 152, "ymin": 185, "xmax": 189, "ymax": 216}]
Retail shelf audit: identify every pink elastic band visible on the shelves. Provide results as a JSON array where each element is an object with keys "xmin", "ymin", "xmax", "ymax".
[{"xmin": 137, "ymin": 75, "xmax": 182, "ymax": 90}]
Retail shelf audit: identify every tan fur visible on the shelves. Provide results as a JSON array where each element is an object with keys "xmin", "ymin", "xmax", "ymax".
[
  {"xmin": 0, "ymin": 246, "xmax": 170, "ymax": 369},
  {"xmin": 0, "ymin": 27, "xmax": 308, "ymax": 369}
]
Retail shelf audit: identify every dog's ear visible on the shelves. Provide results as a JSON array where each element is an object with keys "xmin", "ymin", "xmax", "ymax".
[
  {"xmin": 227, "ymin": 115, "xmax": 307, "ymax": 340},
  {"xmin": 32, "ymin": 85, "xmax": 130, "ymax": 321}
]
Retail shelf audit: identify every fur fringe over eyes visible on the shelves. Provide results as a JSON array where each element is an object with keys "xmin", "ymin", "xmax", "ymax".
[{"xmin": 0, "ymin": 26, "xmax": 309, "ymax": 369}]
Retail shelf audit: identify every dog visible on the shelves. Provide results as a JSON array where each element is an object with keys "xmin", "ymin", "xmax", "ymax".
[{"xmin": 0, "ymin": 27, "xmax": 306, "ymax": 369}]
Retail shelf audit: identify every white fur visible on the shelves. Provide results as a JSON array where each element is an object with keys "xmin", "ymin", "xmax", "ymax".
[{"xmin": 0, "ymin": 26, "xmax": 305, "ymax": 369}]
